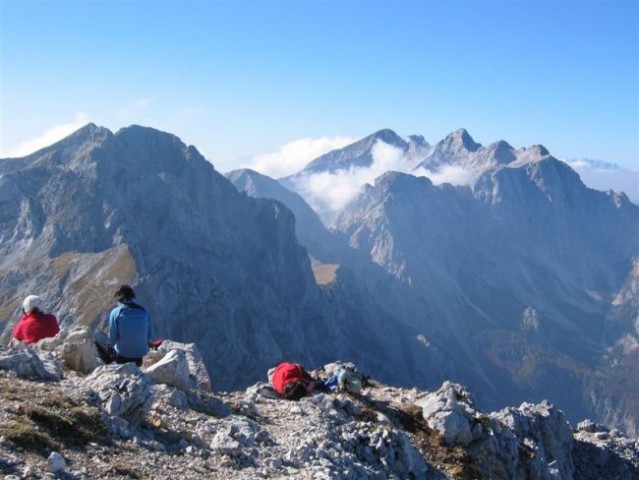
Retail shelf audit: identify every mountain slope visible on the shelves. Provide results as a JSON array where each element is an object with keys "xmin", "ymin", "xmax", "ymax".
[{"xmin": 0, "ymin": 124, "xmax": 435, "ymax": 391}]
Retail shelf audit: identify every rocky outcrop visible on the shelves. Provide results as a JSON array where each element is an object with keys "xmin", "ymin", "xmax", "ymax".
[
  {"xmin": 85, "ymin": 362, "xmax": 153, "ymax": 426},
  {"xmin": 144, "ymin": 340, "xmax": 212, "ymax": 392},
  {"xmin": 0, "ymin": 343, "xmax": 636, "ymax": 480},
  {"xmin": 0, "ymin": 344, "xmax": 62, "ymax": 381},
  {"xmin": 144, "ymin": 349, "xmax": 192, "ymax": 392}
]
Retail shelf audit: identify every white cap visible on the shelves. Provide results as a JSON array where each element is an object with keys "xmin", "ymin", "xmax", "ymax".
[{"xmin": 22, "ymin": 295, "xmax": 44, "ymax": 313}]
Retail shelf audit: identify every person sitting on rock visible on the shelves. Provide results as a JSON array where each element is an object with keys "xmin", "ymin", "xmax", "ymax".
[
  {"xmin": 270, "ymin": 362, "xmax": 326, "ymax": 400},
  {"xmin": 12, "ymin": 295, "xmax": 60, "ymax": 345},
  {"xmin": 97, "ymin": 284, "xmax": 153, "ymax": 367}
]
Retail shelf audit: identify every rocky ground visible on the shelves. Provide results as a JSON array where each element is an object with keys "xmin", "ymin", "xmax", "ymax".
[{"xmin": 0, "ymin": 332, "xmax": 637, "ymax": 480}]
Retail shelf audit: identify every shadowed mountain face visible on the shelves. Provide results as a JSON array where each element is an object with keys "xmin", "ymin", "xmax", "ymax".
[
  {"xmin": 234, "ymin": 129, "xmax": 639, "ymax": 435},
  {"xmin": 226, "ymin": 168, "xmax": 351, "ymax": 264},
  {"xmin": 0, "ymin": 124, "xmax": 435, "ymax": 391}
]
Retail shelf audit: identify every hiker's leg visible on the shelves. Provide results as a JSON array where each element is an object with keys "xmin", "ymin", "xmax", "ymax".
[
  {"xmin": 113, "ymin": 353, "xmax": 143, "ymax": 366},
  {"xmin": 95, "ymin": 341, "xmax": 114, "ymax": 364}
]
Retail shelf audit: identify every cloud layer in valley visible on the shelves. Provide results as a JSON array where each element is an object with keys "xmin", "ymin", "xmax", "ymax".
[
  {"xmin": 290, "ymin": 140, "xmax": 475, "ymax": 215},
  {"xmin": 241, "ymin": 136, "xmax": 356, "ymax": 179}
]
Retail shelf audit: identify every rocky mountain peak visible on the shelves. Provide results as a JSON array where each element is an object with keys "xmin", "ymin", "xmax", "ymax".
[
  {"xmin": 370, "ymin": 128, "xmax": 408, "ymax": 148},
  {"xmin": 440, "ymin": 128, "xmax": 481, "ymax": 153},
  {"xmin": 486, "ymin": 139, "xmax": 516, "ymax": 164}
]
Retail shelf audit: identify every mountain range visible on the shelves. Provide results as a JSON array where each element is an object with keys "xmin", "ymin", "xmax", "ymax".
[
  {"xmin": 230, "ymin": 128, "xmax": 639, "ymax": 435},
  {"xmin": 1, "ymin": 124, "xmax": 637, "ymax": 437}
]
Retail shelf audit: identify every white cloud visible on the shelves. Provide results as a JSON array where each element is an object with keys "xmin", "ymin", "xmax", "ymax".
[
  {"xmin": 293, "ymin": 140, "xmax": 416, "ymax": 214},
  {"xmin": 414, "ymin": 164, "xmax": 476, "ymax": 186},
  {"xmin": 292, "ymin": 140, "xmax": 476, "ymax": 215},
  {"xmin": 241, "ymin": 136, "xmax": 356, "ymax": 178},
  {"xmin": 567, "ymin": 160, "xmax": 591, "ymax": 170},
  {"xmin": 3, "ymin": 113, "xmax": 90, "ymax": 158}
]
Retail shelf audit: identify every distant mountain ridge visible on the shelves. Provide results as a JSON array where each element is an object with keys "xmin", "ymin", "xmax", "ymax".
[{"xmin": 294, "ymin": 128, "xmax": 429, "ymax": 175}]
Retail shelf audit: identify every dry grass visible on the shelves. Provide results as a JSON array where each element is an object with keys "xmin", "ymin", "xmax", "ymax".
[
  {"xmin": 355, "ymin": 395, "xmax": 487, "ymax": 480},
  {"xmin": 310, "ymin": 258, "xmax": 339, "ymax": 285},
  {"xmin": 55, "ymin": 245, "xmax": 138, "ymax": 327},
  {"xmin": 396, "ymin": 404, "xmax": 486, "ymax": 480},
  {"xmin": 0, "ymin": 374, "xmax": 109, "ymax": 457}
]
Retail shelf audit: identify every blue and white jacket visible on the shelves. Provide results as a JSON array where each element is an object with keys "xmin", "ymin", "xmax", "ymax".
[{"xmin": 108, "ymin": 301, "xmax": 153, "ymax": 358}]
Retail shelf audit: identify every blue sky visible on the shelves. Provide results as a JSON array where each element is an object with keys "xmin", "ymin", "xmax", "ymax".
[{"xmin": 1, "ymin": 1, "xmax": 637, "ymax": 182}]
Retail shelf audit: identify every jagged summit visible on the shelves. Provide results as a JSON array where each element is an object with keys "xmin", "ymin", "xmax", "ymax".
[
  {"xmin": 440, "ymin": 128, "xmax": 481, "ymax": 153},
  {"xmin": 407, "ymin": 134, "xmax": 428, "ymax": 146},
  {"xmin": 115, "ymin": 124, "xmax": 182, "ymax": 144},
  {"xmin": 293, "ymin": 128, "xmax": 408, "ymax": 175},
  {"xmin": 485, "ymin": 140, "xmax": 516, "ymax": 164},
  {"xmin": 0, "ymin": 123, "xmax": 113, "ymax": 174},
  {"xmin": 369, "ymin": 128, "xmax": 409, "ymax": 147},
  {"xmin": 44, "ymin": 122, "xmax": 112, "ymax": 154}
]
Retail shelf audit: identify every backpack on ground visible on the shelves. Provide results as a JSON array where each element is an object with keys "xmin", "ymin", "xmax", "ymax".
[{"xmin": 338, "ymin": 368, "xmax": 366, "ymax": 394}]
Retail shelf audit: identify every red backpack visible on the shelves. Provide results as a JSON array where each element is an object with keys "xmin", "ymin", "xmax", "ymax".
[{"xmin": 271, "ymin": 362, "xmax": 308, "ymax": 395}]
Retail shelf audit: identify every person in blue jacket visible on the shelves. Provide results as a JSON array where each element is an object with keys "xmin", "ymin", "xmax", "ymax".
[{"xmin": 105, "ymin": 284, "xmax": 153, "ymax": 366}]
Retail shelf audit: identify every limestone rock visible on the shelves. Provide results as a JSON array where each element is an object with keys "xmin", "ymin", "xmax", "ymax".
[
  {"xmin": 418, "ymin": 381, "xmax": 475, "ymax": 446},
  {"xmin": 46, "ymin": 451, "xmax": 66, "ymax": 473},
  {"xmin": 144, "ymin": 349, "xmax": 193, "ymax": 392},
  {"xmin": 57, "ymin": 327, "xmax": 102, "ymax": 373},
  {"xmin": 0, "ymin": 344, "xmax": 62, "ymax": 380},
  {"xmin": 85, "ymin": 363, "xmax": 153, "ymax": 425},
  {"xmin": 145, "ymin": 340, "xmax": 211, "ymax": 391}
]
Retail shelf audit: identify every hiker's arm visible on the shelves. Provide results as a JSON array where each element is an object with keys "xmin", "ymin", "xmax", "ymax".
[
  {"xmin": 12, "ymin": 322, "xmax": 24, "ymax": 342},
  {"xmin": 108, "ymin": 310, "xmax": 118, "ymax": 344}
]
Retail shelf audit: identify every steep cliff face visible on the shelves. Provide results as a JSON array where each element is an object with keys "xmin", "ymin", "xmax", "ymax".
[{"xmin": 227, "ymin": 168, "xmax": 352, "ymax": 264}]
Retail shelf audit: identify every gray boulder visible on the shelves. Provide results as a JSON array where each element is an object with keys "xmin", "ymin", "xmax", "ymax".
[
  {"xmin": 144, "ymin": 349, "xmax": 193, "ymax": 392},
  {"xmin": 0, "ymin": 344, "xmax": 62, "ymax": 381},
  {"xmin": 417, "ymin": 381, "xmax": 475, "ymax": 446},
  {"xmin": 145, "ymin": 340, "xmax": 211, "ymax": 391},
  {"xmin": 85, "ymin": 363, "xmax": 153, "ymax": 425},
  {"xmin": 57, "ymin": 327, "xmax": 102, "ymax": 373}
]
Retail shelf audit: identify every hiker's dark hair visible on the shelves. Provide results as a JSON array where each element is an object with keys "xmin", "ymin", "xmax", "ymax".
[
  {"xmin": 283, "ymin": 381, "xmax": 308, "ymax": 401},
  {"xmin": 114, "ymin": 284, "xmax": 136, "ymax": 302}
]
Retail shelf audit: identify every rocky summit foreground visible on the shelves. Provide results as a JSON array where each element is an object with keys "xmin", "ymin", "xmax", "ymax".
[{"xmin": 0, "ymin": 333, "xmax": 637, "ymax": 480}]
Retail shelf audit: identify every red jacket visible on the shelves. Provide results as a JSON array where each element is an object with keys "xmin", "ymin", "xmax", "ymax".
[
  {"xmin": 12, "ymin": 311, "xmax": 60, "ymax": 344},
  {"xmin": 271, "ymin": 362, "xmax": 313, "ymax": 394}
]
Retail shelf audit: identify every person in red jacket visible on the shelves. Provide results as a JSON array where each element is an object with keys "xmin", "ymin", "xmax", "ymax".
[
  {"xmin": 12, "ymin": 295, "xmax": 60, "ymax": 345},
  {"xmin": 270, "ymin": 362, "xmax": 325, "ymax": 400}
]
